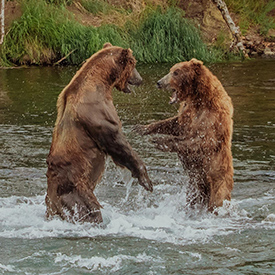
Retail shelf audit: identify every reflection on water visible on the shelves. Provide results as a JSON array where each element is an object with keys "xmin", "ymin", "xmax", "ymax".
[
  {"xmin": 0, "ymin": 60, "xmax": 274, "ymax": 274},
  {"xmin": 0, "ymin": 66, "xmax": 76, "ymax": 125}
]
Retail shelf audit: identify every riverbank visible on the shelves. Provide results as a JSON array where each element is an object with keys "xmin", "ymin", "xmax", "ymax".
[{"xmin": 1, "ymin": 0, "xmax": 275, "ymax": 66}]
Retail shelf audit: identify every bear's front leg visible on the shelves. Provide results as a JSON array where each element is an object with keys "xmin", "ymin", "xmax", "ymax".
[
  {"xmin": 134, "ymin": 116, "xmax": 180, "ymax": 136},
  {"xmin": 96, "ymin": 128, "xmax": 153, "ymax": 192},
  {"xmin": 78, "ymin": 103, "xmax": 153, "ymax": 192}
]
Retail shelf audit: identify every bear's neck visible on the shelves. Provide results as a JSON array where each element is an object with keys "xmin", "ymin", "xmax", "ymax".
[{"xmin": 186, "ymin": 75, "xmax": 226, "ymax": 111}]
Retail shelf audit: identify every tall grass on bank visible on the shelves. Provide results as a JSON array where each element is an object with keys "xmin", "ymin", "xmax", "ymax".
[
  {"xmin": 0, "ymin": 0, "xmax": 127, "ymax": 65},
  {"xmin": 80, "ymin": 0, "xmax": 114, "ymax": 15},
  {"xmin": 0, "ymin": 0, "xmax": 220, "ymax": 66},
  {"xmin": 129, "ymin": 7, "xmax": 219, "ymax": 63}
]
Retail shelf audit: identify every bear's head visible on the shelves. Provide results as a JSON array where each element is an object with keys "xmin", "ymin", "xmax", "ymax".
[
  {"xmin": 97, "ymin": 43, "xmax": 142, "ymax": 93},
  {"xmin": 157, "ymin": 58, "xmax": 204, "ymax": 104}
]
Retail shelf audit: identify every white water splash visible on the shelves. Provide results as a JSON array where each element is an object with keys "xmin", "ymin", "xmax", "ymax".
[
  {"xmin": 0, "ymin": 183, "xmax": 261, "ymax": 245},
  {"xmin": 118, "ymin": 168, "xmax": 134, "ymax": 202},
  {"xmin": 263, "ymin": 213, "xmax": 275, "ymax": 223},
  {"xmin": 54, "ymin": 252, "xmax": 162, "ymax": 272},
  {"xmin": 0, "ymin": 263, "xmax": 15, "ymax": 272}
]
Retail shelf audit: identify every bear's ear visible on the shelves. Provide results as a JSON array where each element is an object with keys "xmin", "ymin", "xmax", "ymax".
[
  {"xmin": 103, "ymin": 42, "xmax": 113, "ymax": 49},
  {"xmin": 190, "ymin": 58, "xmax": 203, "ymax": 66},
  {"xmin": 190, "ymin": 58, "xmax": 203, "ymax": 75}
]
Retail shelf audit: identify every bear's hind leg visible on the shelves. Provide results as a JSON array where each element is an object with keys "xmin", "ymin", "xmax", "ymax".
[
  {"xmin": 60, "ymin": 190, "xmax": 103, "ymax": 224},
  {"xmin": 185, "ymin": 175, "xmax": 210, "ymax": 211}
]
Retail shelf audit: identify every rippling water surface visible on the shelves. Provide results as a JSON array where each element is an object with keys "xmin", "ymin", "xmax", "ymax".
[{"xmin": 0, "ymin": 60, "xmax": 274, "ymax": 274}]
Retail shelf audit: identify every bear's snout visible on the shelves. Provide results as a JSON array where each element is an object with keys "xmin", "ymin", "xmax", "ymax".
[
  {"xmin": 128, "ymin": 68, "xmax": 143, "ymax": 86},
  {"xmin": 157, "ymin": 73, "xmax": 171, "ymax": 89},
  {"xmin": 157, "ymin": 80, "xmax": 162, "ymax": 88}
]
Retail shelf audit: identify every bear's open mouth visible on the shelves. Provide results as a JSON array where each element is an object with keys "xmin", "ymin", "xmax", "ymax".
[
  {"xmin": 169, "ymin": 89, "xmax": 178, "ymax": 104},
  {"xmin": 123, "ymin": 82, "xmax": 133, "ymax": 93}
]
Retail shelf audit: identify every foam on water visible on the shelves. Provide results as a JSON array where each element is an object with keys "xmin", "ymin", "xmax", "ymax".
[
  {"xmin": 54, "ymin": 252, "xmax": 162, "ymax": 272},
  {"xmin": 0, "ymin": 250, "xmax": 164, "ymax": 274},
  {"xmin": 1, "ymin": 183, "xmax": 273, "ymax": 245},
  {"xmin": 0, "ymin": 263, "xmax": 15, "ymax": 273}
]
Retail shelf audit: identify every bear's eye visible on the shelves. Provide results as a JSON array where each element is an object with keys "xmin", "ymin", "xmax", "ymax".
[{"xmin": 173, "ymin": 70, "xmax": 179, "ymax": 76}]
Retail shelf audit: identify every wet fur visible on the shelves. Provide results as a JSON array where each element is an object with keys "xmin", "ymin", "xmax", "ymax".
[
  {"xmin": 136, "ymin": 59, "xmax": 234, "ymax": 211},
  {"xmin": 46, "ymin": 44, "xmax": 152, "ymax": 223}
]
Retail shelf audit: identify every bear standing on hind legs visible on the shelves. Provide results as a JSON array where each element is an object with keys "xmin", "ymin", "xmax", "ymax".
[
  {"xmin": 46, "ymin": 43, "xmax": 153, "ymax": 224},
  {"xmin": 136, "ymin": 59, "xmax": 234, "ymax": 212}
]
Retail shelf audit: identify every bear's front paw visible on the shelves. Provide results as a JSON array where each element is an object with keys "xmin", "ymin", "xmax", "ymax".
[
  {"xmin": 137, "ymin": 166, "xmax": 153, "ymax": 192},
  {"xmin": 139, "ymin": 177, "xmax": 153, "ymax": 192},
  {"xmin": 133, "ymin": 124, "xmax": 149, "ymax": 135}
]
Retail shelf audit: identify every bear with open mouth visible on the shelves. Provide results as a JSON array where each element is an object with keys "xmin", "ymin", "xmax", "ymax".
[
  {"xmin": 136, "ymin": 58, "xmax": 234, "ymax": 212},
  {"xmin": 46, "ymin": 43, "xmax": 153, "ymax": 223}
]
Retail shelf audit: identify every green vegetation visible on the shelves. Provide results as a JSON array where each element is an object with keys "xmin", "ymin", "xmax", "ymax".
[
  {"xmin": 0, "ymin": 0, "xmax": 222, "ymax": 66},
  {"xmin": 80, "ymin": 0, "xmax": 115, "ymax": 15},
  {"xmin": 129, "ymin": 7, "xmax": 219, "ymax": 63},
  {"xmin": 225, "ymin": 0, "xmax": 275, "ymax": 35},
  {"xmin": 0, "ymin": 0, "xmax": 129, "ymax": 65},
  {"xmin": 2, "ymin": 0, "xmax": 274, "ymax": 66}
]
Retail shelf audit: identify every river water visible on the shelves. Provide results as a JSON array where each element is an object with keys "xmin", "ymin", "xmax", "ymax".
[{"xmin": 0, "ymin": 60, "xmax": 274, "ymax": 274}]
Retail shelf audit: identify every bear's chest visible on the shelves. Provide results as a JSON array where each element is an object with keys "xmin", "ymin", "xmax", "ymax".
[{"xmin": 179, "ymin": 108, "xmax": 213, "ymax": 137}]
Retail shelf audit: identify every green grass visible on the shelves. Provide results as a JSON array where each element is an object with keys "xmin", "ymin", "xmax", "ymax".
[
  {"xmin": 0, "ymin": 0, "xmax": 223, "ymax": 66},
  {"xmin": 129, "ymin": 7, "xmax": 220, "ymax": 63},
  {"xmin": 225, "ymin": 0, "xmax": 275, "ymax": 35},
  {"xmin": 0, "ymin": 0, "xmax": 127, "ymax": 65},
  {"xmin": 46, "ymin": 0, "xmax": 73, "ymax": 5},
  {"xmin": 80, "ymin": 0, "xmax": 114, "ymax": 15}
]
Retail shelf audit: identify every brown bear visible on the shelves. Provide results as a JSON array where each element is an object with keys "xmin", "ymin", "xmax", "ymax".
[
  {"xmin": 136, "ymin": 58, "xmax": 233, "ymax": 212},
  {"xmin": 46, "ymin": 43, "xmax": 153, "ymax": 224}
]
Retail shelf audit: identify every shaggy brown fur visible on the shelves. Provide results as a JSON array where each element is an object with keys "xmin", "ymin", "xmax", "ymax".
[
  {"xmin": 136, "ymin": 59, "xmax": 234, "ymax": 211},
  {"xmin": 46, "ymin": 43, "xmax": 153, "ymax": 223}
]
